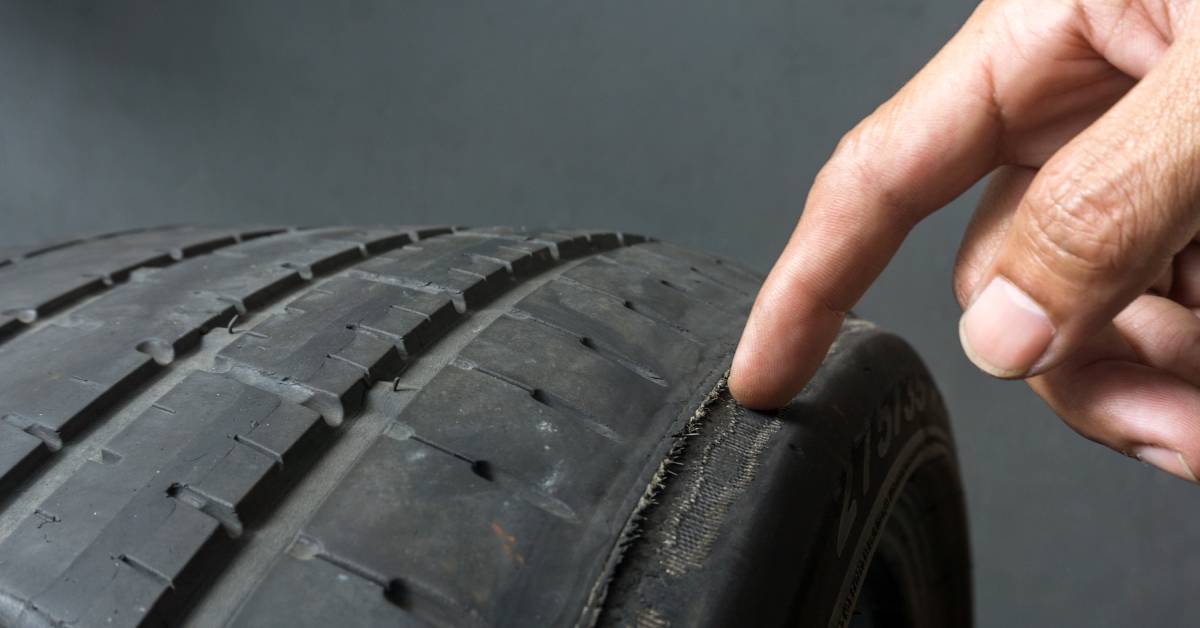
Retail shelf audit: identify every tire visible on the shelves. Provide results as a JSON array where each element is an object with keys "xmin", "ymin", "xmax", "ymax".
[{"xmin": 0, "ymin": 225, "xmax": 970, "ymax": 627}]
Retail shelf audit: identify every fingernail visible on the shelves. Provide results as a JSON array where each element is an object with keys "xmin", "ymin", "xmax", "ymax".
[
  {"xmin": 959, "ymin": 276, "xmax": 1054, "ymax": 378},
  {"xmin": 1135, "ymin": 446, "xmax": 1198, "ymax": 483}
]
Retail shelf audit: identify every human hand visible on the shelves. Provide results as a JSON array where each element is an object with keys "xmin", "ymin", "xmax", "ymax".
[{"xmin": 731, "ymin": 0, "xmax": 1200, "ymax": 482}]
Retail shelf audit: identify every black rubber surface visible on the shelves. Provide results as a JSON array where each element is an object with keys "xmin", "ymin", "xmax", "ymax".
[{"xmin": 0, "ymin": 225, "xmax": 969, "ymax": 627}]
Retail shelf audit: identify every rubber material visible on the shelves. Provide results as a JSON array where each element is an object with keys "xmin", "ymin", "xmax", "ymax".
[{"xmin": 0, "ymin": 225, "xmax": 969, "ymax": 627}]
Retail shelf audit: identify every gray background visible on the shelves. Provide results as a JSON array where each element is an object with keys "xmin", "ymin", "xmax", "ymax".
[{"xmin": 0, "ymin": 2, "xmax": 1196, "ymax": 626}]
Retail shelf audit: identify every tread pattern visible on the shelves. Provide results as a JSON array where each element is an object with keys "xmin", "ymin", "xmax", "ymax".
[
  {"xmin": 0, "ymin": 226, "xmax": 177, "ymax": 270},
  {"xmin": 0, "ymin": 371, "xmax": 325, "ymax": 626},
  {"xmin": 0, "ymin": 226, "xmax": 760, "ymax": 628},
  {"xmin": 0, "ymin": 226, "xmax": 285, "ymax": 341},
  {"xmin": 230, "ymin": 242, "xmax": 755, "ymax": 627},
  {"xmin": 0, "ymin": 227, "xmax": 442, "ymax": 496}
]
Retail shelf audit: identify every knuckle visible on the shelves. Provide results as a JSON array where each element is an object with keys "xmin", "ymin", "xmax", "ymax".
[
  {"xmin": 831, "ymin": 116, "xmax": 888, "ymax": 166},
  {"xmin": 826, "ymin": 128, "xmax": 875, "ymax": 187},
  {"xmin": 823, "ymin": 118, "xmax": 922, "ymax": 225},
  {"xmin": 1023, "ymin": 168, "xmax": 1141, "ymax": 278}
]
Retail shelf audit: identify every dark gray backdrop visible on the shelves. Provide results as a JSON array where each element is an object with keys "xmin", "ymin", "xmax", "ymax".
[{"xmin": 1, "ymin": 2, "xmax": 1196, "ymax": 626}]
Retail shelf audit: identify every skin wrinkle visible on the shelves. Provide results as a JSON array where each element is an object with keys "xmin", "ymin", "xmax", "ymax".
[
  {"xmin": 1079, "ymin": 1, "xmax": 1137, "ymax": 53},
  {"xmin": 987, "ymin": 8, "xmax": 1129, "ymax": 163},
  {"xmin": 980, "ymin": 58, "xmax": 1011, "ymax": 166},
  {"xmin": 1078, "ymin": 1, "xmax": 1186, "ymax": 75},
  {"xmin": 832, "ymin": 111, "xmax": 952, "ymax": 225},
  {"xmin": 1082, "ymin": 0, "xmax": 1176, "ymax": 50},
  {"xmin": 1023, "ymin": 170, "xmax": 1132, "ymax": 280}
]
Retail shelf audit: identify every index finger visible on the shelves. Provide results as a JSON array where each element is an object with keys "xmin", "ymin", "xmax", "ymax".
[{"xmin": 730, "ymin": 5, "xmax": 1004, "ymax": 408}]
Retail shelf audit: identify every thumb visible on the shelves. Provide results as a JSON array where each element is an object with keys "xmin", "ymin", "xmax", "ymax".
[{"xmin": 960, "ymin": 38, "xmax": 1200, "ymax": 378}]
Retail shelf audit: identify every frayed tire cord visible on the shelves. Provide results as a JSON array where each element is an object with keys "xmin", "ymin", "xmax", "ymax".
[{"xmin": 577, "ymin": 372, "xmax": 730, "ymax": 628}]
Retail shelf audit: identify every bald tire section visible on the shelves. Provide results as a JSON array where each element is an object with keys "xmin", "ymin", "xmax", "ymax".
[{"xmin": 0, "ymin": 224, "xmax": 970, "ymax": 628}]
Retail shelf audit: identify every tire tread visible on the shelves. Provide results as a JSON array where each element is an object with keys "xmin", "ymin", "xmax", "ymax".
[{"xmin": 0, "ymin": 226, "xmax": 757, "ymax": 628}]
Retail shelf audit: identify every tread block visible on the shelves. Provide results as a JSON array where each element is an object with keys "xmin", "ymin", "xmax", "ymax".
[
  {"xmin": 0, "ymin": 322, "xmax": 159, "ymax": 437},
  {"xmin": 230, "ymin": 550, "xmax": 427, "ymax": 628},
  {"xmin": 0, "ymin": 226, "xmax": 281, "ymax": 330},
  {"xmin": 614, "ymin": 244, "xmax": 758, "ymax": 307},
  {"xmin": 643, "ymin": 241, "xmax": 763, "ymax": 291},
  {"xmin": 354, "ymin": 232, "xmax": 570, "ymax": 308},
  {"xmin": 0, "ymin": 371, "xmax": 323, "ymax": 627},
  {"xmin": 514, "ymin": 277, "xmax": 710, "ymax": 384},
  {"xmin": 218, "ymin": 276, "xmax": 459, "ymax": 420},
  {"xmin": 0, "ymin": 227, "xmax": 264, "ymax": 274},
  {"xmin": 467, "ymin": 227, "xmax": 632, "ymax": 259},
  {"xmin": 267, "ymin": 436, "xmax": 598, "ymax": 626},
  {"xmin": 455, "ymin": 315, "xmax": 683, "ymax": 438},
  {"xmin": 153, "ymin": 227, "xmax": 423, "ymax": 311},
  {"xmin": 559, "ymin": 252, "xmax": 737, "ymax": 342},
  {"xmin": 459, "ymin": 227, "xmax": 602, "ymax": 260},
  {"xmin": 396, "ymin": 365, "xmax": 630, "ymax": 515},
  {"xmin": 75, "ymin": 504, "xmax": 220, "ymax": 628},
  {"xmin": 75, "ymin": 283, "xmax": 237, "ymax": 352}
]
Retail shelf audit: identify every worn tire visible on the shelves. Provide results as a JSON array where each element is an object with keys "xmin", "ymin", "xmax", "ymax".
[{"xmin": 0, "ymin": 225, "xmax": 970, "ymax": 627}]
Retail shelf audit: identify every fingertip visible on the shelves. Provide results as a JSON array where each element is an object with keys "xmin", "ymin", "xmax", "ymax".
[
  {"xmin": 728, "ymin": 370, "xmax": 793, "ymax": 410},
  {"xmin": 729, "ymin": 341, "xmax": 801, "ymax": 410}
]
